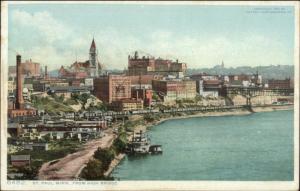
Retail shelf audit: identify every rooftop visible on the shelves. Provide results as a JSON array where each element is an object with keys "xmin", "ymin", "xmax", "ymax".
[{"xmin": 11, "ymin": 155, "xmax": 31, "ymax": 161}]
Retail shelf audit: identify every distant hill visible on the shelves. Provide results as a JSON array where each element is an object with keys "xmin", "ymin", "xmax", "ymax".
[
  {"xmin": 187, "ymin": 65, "xmax": 294, "ymax": 80},
  {"xmin": 48, "ymin": 65, "xmax": 294, "ymax": 80}
]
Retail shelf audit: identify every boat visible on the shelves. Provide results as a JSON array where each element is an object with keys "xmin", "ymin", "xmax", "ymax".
[
  {"xmin": 149, "ymin": 145, "xmax": 163, "ymax": 154},
  {"xmin": 126, "ymin": 130, "xmax": 162, "ymax": 155}
]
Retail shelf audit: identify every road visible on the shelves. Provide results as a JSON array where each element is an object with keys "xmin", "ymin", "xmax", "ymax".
[{"xmin": 38, "ymin": 129, "xmax": 116, "ymax": 180}]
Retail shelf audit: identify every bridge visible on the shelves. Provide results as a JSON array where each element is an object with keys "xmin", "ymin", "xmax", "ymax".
[{"xmin": 220, "ymin": 86, "xmax": 294, "ymax": 106}]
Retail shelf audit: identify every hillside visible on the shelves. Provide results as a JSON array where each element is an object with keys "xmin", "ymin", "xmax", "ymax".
[{"xmin": 187, "ymin": 65, "xmax": 294, "ymax": 80}]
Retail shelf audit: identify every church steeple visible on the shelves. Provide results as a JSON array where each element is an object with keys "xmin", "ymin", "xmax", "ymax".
[
  {"xmin": 89, "ymin": 38, "xmax": 99, "ymax": 77},
  {"xmin": 90, "ymin": 38, "xmax": 96, "ymax": 50}
]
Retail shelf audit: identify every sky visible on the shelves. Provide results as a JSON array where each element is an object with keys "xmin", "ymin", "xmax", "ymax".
[{"xmin": 7, "ymin": 3, "xmax": 295, "ymax": 70}]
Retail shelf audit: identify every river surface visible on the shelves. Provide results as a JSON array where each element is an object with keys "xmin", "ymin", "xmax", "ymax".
[{"xmin": 112, "ymin": 110, "xmax": 294, "ymax": 180}]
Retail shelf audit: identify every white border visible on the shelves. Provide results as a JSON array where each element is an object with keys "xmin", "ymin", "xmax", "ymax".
[{"xmin": 1, "ymin": 1, "xmax": 299, "ymax": 191}]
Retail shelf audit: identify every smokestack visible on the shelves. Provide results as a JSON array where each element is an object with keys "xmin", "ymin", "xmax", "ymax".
[
  {"xmin": 45, "ymin": 65, "xmax": 48, "ymax": 79},
  {"xmin": 15, "ymin": 54, "xmax": 24, "ymax": 109}
]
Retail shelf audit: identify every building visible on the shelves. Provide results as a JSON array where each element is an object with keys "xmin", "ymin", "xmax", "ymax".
[
  {"xmin": 128, "ymin": 51, "xmax": 187, "ymax": 76},
  {"xmin": 8, "ymin": 109, "xmax": 37, "ymax": 118},
  {"xmin": 267, "ymin": 78, "xmax": 292, "ymax": 89},
  {"xmin": 59, "ymin": 65, "xmax": 89, "ymax": 79},
  {"xmin": 152, "ymin": 79, "xmax": 196, "ymax": 102},
  {"xmin": 22, "ymin": 59, "xmax": 41, "ymax": 77},
  {"xmin": 129, "ymin": 74, "xmax": 163, "ymax": 89},
  {"xmin": 111, "ymin": 98, "xmax": 144, "ymax": 111},
  {"xmin": 59, "ymin": 39, "xmax": 102, "ymax": 78},
  {"xmin": 8, "ymin": 66, "xmax": 17, "ymax": 78},
  {"xmin": 226, "ymin": 74, "xmax": 262, "ymax": 87},
  {"xmin": 8, "ymin": 55, "xmax": 37, "ymax": 118},
  {"xmin": 93, "ymin": 74, "xmax": 131, "ymax": 103},
  {"xmin": 9, "ymin": 59, "xmax": 41, "ymax": 78},
  {"xmin": 8, "ymin": 76, "xmax": 16, "ymax": 94},
  {"xmin": 10, "ymin": 155, "xmax": 31, "ymax": 167},
  {"xmin": 85, "ymin": 78, "xmax": 94, "ymax": 88},
  {"xmin": 197, "ymin": 80, "xmax": 221, "ymax": 98},
  {"xmin": 89, "ymin": 38, "xmax": 100, "ymax": 77},
  {"xmin": 32, "ymin": 78, "xmax": 69, "ymax": 92},
  {"xmin": 23, "ymin": 143, "xmax": 49, "ymax": 151},
  {"xmin": 132, "ymin": 89, "xmax": 153, "ymax": 107}
]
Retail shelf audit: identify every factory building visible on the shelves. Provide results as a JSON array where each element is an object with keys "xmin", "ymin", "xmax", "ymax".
[
  {"xmin": 93, "ymin": 74, "xmax": 131, "ymax": 103},
  {"xmin": 152, "ymin": 79, "xmax": 196, "ymax": 102},
  {"xmin": 8, "ymin": 55, "xmax": 37, "ymax": 118}
]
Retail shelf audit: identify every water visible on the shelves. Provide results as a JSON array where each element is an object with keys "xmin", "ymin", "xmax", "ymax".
[{"xmin": 112, "ymin": 110, "xmax": 294, "ymax": 180}]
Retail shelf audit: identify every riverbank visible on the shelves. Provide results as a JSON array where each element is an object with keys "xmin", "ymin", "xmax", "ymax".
[
  {"xmin": 104, "ymin": 153, "xmax": 126, "ymax": 177},
  {"xmin": 112, "ymin": 109, "xmax": 294, "ymax": 181},
  {"xmin": 108, "ymin": 104, "xmax": 294, "ymax": 177},
  {"xmin": 150, "ymin": 104, "xmax": 293, "ymax": 128}
]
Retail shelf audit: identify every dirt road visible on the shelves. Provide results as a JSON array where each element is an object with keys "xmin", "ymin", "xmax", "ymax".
[{"xmin": 38, "ymin": 129, "xmax": 116, "ymax": 180}]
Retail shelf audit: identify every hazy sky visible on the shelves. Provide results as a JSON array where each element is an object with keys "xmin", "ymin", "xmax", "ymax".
[{"xmin": 8, "ymin": 3, "xmax": 295, "ymax": 70}]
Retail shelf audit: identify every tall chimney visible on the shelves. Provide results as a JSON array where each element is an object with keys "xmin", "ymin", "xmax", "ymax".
[
  {"xmin": 45, "ymin": 65, "xmax": 48, "ymax": 79},
  {"xmin": 15, "ymin": 54, "xmax": 24, "ymax": 109}
]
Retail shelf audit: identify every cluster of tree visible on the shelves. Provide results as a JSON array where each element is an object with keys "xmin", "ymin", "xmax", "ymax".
[
  {"xmin": 7, "ymin": 166, "xmax": 38, "ymax": 180},
  {"xmin": 143, "ymin": 113, "xmax": 161, "ymax": 123},
  {"xmin": 81, "ymin": 134, "xmax": 127, "ymax": 180}
]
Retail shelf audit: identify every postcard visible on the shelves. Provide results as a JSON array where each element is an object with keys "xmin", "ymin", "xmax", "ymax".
[{"xmin": 1, "ymin": 1, "xmax": 299, "ymax": 191}]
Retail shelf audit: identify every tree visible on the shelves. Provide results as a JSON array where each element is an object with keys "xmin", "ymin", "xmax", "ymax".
[
  {"xmin": 81, "ymin": 159, "xmax": 104, "ymax": 180},
  {"xmin": 144, "ymin": 114, "xmax": 155, "ymax": 122},
  {"xmin": 113, "ymin": 133, "xmax": 127, "ymax": 154},
  {"xmin": 12, "ymin": 166, "xmax": 38, "ymax": 180},
  {"xmin": 71, "ymin": 93, "xmax": 80, "ymax": 100},
  {"xmin": 93, "ymin": 148, "xmax": 115, "ymax": 171},
  {"xmin": 78, "ymin": 93, "xmax": 90, "ymax": 104}
]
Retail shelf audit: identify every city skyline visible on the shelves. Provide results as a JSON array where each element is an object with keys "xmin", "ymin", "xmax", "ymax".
[{"xmin": 8, "ymin": 3, "xmax": 295, "ymax": 70}]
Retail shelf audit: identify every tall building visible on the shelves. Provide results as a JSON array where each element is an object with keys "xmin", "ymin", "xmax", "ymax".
[
  {"xmin": 128, "ymin": 51, "xmax": 187, "ymax": 76},
  {"xmin": 89, "ymin": 38, "xmax": 99, "ymax": 77},
  {"xmin": 93, "ymin": 74, "xmax": 131, "ymax": 103}
]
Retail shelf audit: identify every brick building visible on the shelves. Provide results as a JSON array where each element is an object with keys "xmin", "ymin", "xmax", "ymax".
[
  {"xmin": 9, "ymin": 59, "xmax": 41, "ymax": 78},
  {"xmin": 129, "ymin": 74, "xmax": 163, "ymax": 89},
  {"xmin": 132, "ymin": 89, "xmax": 153, "ymax": 107},
  {"xmin": 267, "ymin": 78, "xmax": 292, "ymax": 89},
  {"xmin": 8, "ymin": 55, "xmax": 37, "ymax": 119},
  {"xmin": 128, "ymin": 51, "xmax": 187, "ymax": 76},
  {"xmin": 93, "ymin": 74, "xmax": 131, "ymax": 103},
  {"xmin": 111, "ymin": 98, "xmax": 144, "ymax": 111},
  {"xmin": 10, "ymin": 155, "xmax": 31, "ymax": 167},
  {"xmin": 152, "ymin": 79, "xmax": 196, "ymax": 102}
]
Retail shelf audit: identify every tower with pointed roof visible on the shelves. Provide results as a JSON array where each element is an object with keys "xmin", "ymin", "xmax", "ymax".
[{"xmin": 89, "ymin": 38, "xmax": 99, "ymax": 77}]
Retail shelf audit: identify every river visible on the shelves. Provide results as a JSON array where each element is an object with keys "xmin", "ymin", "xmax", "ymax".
[{"xmin": 112, "ymin": 110, "xmax": 294, "ymax": 180}]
